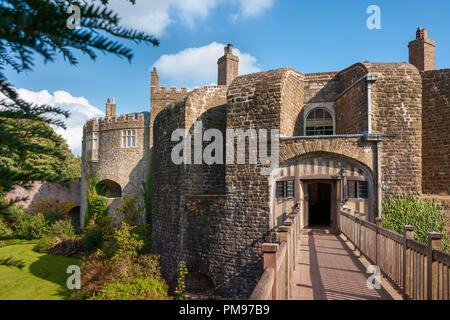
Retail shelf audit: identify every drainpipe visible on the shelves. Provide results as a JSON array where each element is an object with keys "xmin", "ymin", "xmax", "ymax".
[
  {"xmin": 376, "ymin": 140, "xmax": 382, "ymax": 219},
  {"xmin": 366, "ymin": 74, "xmax": 378, "ymax": 134}
]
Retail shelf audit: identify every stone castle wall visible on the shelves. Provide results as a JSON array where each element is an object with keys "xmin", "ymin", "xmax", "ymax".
[
  {"xmin": 152, "ymin": 86, "xmax": 228, "ymax": 293},
  {"xmin": 368, "ymin": 62, "xmax": 423, "ymax": 198},
  {"xmin": 336, "ymin": 64, "xmax": 368, "ymax": 134},
  {"xmin": 81, "ymin": 114, "xmax": 149, "ymax": 223},
  {"xmin": 421, "ymin": 69, "xmax": 450, "ymax": 195}
]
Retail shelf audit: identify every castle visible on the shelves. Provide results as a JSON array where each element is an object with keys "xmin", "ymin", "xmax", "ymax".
[{"xmin": 81, "ymin": 28, "xmax": 450, "ymax": 297}]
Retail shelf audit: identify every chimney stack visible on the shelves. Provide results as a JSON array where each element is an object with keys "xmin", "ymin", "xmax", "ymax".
[
  {"xmin": 218, "ymin": 44, "xmax": 239, "ymax": 86},
  {"xmin": 106, "ymin": 98, "xmax": 116, "ymax": 117},
  {"xmin": 151, "ymin": 67, "xmax": 159, "ymax": 94},
  {"xmin": 408, "ymin": 27, "xmax": 436, "ymax": 71}
]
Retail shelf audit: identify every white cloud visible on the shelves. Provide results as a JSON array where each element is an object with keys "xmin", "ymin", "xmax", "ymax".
[
  {"xmin": 153, "ymin": 42, "xmax": 260, "ymax": 88},
  {"xmin": 239, "ymin": 0, "xmax": 274, "ymax": 17},
  {"xmin": 107, "ymin": 0, "xmax": 274, "ymax": 36},
  {"xmin": 16, "ymin": 89, "xmax": 104, "ymax": 156}
]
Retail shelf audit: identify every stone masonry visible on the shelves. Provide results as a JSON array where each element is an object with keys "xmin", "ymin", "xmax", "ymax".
[{"xmin": 81, "ymin": 29, "xmax": 449, "ymax": 298}]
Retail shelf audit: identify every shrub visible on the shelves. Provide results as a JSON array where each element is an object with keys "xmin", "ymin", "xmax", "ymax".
[
  {"xmin": 47, "ymin": 218, "xmax": 76, "ymax": 239},
  {"xmin": 382, "ymin": 193, "xmax": 450, "ymax": 251},
  {"xmin": 115, "ymin": 194, "xmax": 144, "ymax": 226},
  {"xmin": 85, "ymin": 169, "xmax": 109, "ymax": 226},
  {"xmin": 85, "ymin": 192, "xmax": 108, "ymax": 226},
  {"xmin": 103, "ymin": 222, "xmax": 143, "ymax": 278},
  {"xmin": 0, "ymin": 218, "xmax": 13, "ymax": 239},
  {"xmin": 83, "ymin": 221, "xmax": 104, "ymax": 255},
  {"xmin": 89, "ymin": 278, "xmax": 169, "ymax": 300},
  {"xmin": 177, "ymin": 261, "xmax": 188, "ymax": 295},
  {"xmin": 134, "ymin": 223, "xmax": 152, "ymax": 254},
  {"xmin": 34, "ymin": 236, "xmax": 55, "ymax": 253},
  {"xmin": 14, "ymin": 212, "xmax": 47, "ymax": 240},
  {"xmin": 43, "ymin": 212, "xmax": 64, "ymax": 224}
]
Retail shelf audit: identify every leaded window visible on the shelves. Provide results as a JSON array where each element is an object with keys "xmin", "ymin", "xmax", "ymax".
[{"xmin": 305, "ymin": 108, "xmax": 334, "ymax": 136}]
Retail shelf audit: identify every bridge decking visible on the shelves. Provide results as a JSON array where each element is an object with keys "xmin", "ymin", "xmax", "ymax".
[{"xmin": 291, "ymin": 231, "xmax": 401, "ymax": 300}]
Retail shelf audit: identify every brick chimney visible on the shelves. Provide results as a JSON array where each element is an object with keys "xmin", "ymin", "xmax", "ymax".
[
  {"xmin": 218, "ymin": 44, "xmax": 239, "ymax": 86},
  {"xmin": 408, "ymin": 27, "xmax": 436, "ymax": 71},
  {"xmin": 106, "ymin": 98, "xmax": 116, "ymax": 117},
  {"xmin": 151, "ymin": 67, "xmax": 159, "ymax": 94}
]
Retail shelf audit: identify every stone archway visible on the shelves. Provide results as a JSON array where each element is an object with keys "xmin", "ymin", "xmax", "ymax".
[
  {"xmin": 270, "ymin": 151, "xmax": 375, "ymax": 232},
  {"xmin": 97, "ymin": 179, "xmax": 122, "ymax": 198}
]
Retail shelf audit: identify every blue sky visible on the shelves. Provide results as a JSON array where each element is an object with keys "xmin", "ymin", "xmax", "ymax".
[{"xmin": 5, "ymin": 0, "xmax": 450, "ymax": 155}]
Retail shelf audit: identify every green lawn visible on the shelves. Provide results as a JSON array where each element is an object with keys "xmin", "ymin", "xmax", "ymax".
[{"xmin": 0, "ymin": 244, "xmax": 80, "ymax": 300}]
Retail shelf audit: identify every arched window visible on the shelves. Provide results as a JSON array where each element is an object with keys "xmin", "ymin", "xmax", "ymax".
[{"xmin": 305, "ymin": 108, "xmax": 334, "ymax": 136}]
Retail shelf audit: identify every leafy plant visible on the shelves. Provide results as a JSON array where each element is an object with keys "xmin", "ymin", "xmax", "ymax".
[
  {"xmin": 85, "ymin": 168, "xmax": 108, "ymax": 226},
  {"xmin": 47, "ymin": 219, "xmax": 76, "ymax": 239},
  {"xmin": 14, "ymin": 212, "xmax": 47, "ymax": 240},
  {"xmin": 34, "ymin": 236, "xmax": 55, "ymax": 253},
  {"xmin": 115, "ymin": 194, "xmax": 144, "ymax": 226},
  {"xmin": 177, "ymin": 261, "xmax": 189, "ymax": 295},
  {"xmin": 0, "ymin": 217, "xmax": 13, "ymax": 239},
  {"xmin": 89, "ymin": 278, "xmax": 169, "ymax": 300},
  {"xmin": 382, "ymin": 193, "xmax": 449, "ymax": 251},
  {"xmin": 82, "ymin": 220, "xmax": 104, "ymax": 255}
]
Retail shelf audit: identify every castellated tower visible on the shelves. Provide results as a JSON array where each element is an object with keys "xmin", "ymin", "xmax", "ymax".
[
  {"xmin": 149, "ymin": 67, "xmax": 187, "ymax": 151},
  {"xmin": 80, "ymin": 98, "xmax": 150, "ymax": 225},
  {"xmin": 409, "ymin": 27, "xmax": 436, "ymax": 71}
]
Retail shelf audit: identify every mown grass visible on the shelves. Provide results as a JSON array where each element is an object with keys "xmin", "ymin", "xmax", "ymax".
[{"xmin": 0, "ymin": 244, "xmax": 80, "ymax": 300}]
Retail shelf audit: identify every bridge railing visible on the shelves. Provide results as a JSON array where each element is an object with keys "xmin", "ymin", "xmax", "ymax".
[
  {"xmin": 250, "ymin": 208, "xmax": 301, "ymax": 300},
  {"xmin": 339, "ymin": 210, "xmax": 450, "ymax": 300}
]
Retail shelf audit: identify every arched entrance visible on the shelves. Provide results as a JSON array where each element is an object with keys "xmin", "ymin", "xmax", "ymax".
[{"xmin": 270, "ymin": 153, "xmax": 374, "ymax": 233}]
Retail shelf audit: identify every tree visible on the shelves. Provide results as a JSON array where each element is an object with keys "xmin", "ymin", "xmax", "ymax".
[{"xmin": 0, "ymin": 0, "xmax": 159, "ymax": 207}]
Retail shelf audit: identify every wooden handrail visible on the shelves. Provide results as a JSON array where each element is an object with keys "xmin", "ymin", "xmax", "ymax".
[{"xmin": 339, "ymin": 210, "xmax": 449, "ymax": 300}]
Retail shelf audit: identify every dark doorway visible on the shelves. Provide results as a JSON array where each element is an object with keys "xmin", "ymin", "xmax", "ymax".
[{"xmin": 308, "ymin": 183, "xmax": 331, "ymax": 226}]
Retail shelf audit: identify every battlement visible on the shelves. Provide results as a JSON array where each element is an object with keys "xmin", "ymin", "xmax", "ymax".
[
  {"xmin": 151, "ymin": 85, "xmax": 188, "ymax": 100},
  {"xmin": 98, "ymin": 112, "xmax": 147, "ymax": 124},
  {"xmin": 83, "ymin": 112, "xmax": 149, "ymax": 133}
]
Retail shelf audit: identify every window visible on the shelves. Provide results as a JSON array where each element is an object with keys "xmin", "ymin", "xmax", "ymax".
[
  {"xmin": 305, "ymin": 108, "xmax": 334, "ymax": 136},
  {"xmin": 347, "ymin": 180, "xmax": 368, "ymax": 199},
  {"xmin": 347, "ymin": 180, "xmax": 357, "ymax": 198},
  {"xmin": 276, "ymin": 180, "xmax": 295, "ymax": 199},
  {"xmin": 122, "ymin": 130, "xmax": 136, "ymax": 147},
  {"xmin": 358, "ymin": 181, "xmax": 368, "ymax": 199},
  {"xmin": 286, "ymin": 180, "xmax": 294, "ymax": 199},
  {"xmin": 93, "ymin": 132, "xmax": 99, "ymax": 149},
  {"xmin": 276, "ymin": 181, "xmax": 285, "ymax": 199}
]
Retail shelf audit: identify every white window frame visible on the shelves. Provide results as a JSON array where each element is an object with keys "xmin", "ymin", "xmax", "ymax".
[
  {"xmin": 122, "ymin": 129, "xmax": 136, "ymax": 148},
  {"xmin": 303, "ymin": 103, "xmax": 336, "ymax": 136}
]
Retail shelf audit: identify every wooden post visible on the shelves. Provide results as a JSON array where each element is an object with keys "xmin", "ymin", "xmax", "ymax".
[
  {"xmin": 375, "ymin": 218, "xmax": 382, "ymax": 266},
  {"xmin": 403, "ymin": 225, "xmax": 415, "ymax": 299},
  {"xmin": 279, "ymin": 225, "xmax": 291, "ymax": 300},
  {"xmin": 427, "ymin": 232, "xmax": 443, "ymax": 300},
  {"xmin": 262, "ymin": 243, "xmax": 279, "ymax": 300}
]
